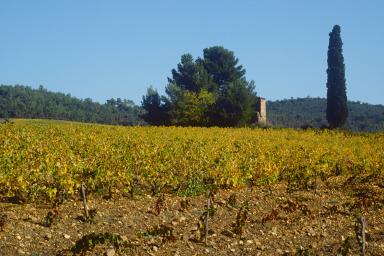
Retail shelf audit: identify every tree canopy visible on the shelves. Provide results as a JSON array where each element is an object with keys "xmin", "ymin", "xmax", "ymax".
[
  {"xmin": 0, "ymin": 84, "xmax": 144, "ymax": 125},
  {"xmin": 326, "ymin": 25, "xmax": 348, "ymax": 128},
  {"xmin": 268, "ymin": 97, "xmax": 384, "ymax": 132},
  {"xmin": 141, "ymin": 46, "xmax": 258, "ymax": 127},
  {"xmin": 202, "ymin": 46, "xmax": 246, "ymax": 88}
]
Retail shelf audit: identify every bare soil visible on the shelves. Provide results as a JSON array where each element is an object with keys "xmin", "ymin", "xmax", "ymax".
[{"xmin": 1, "ymin": 176, "xmax": 384, "ymax": 256}]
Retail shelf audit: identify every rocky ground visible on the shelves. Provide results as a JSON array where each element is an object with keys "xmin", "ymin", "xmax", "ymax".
[{"xmin": 1, "ymin": 176, "xmax": 384, "ymax": 255}]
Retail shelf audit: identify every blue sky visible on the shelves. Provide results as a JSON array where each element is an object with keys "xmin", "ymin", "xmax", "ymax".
[{"xmin": 1, "ymin": 0, "xmax": 383, "ymax": 105}]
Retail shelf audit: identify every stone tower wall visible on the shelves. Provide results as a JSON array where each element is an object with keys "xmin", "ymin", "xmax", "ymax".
[{"xmin": 257, "ymin": 97, "xmax": 267, "ymax": 124}]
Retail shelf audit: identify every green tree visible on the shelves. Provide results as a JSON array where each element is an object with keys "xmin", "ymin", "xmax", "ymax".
[
  {"xmin": 210, "ymin": 79, "xmax": 257, "ymax": 126},
  {"xmin": 168, "ymin": 54, "xmax": 214, "ymax": 93},
  {"xmin": 164, "ymin": 83, "xmax": 215, "ymax": 126},
  {"xmin": 141, "ymin": 86, "xmax": 169, "ymax": 125},
  {"xmin": 202, "ymin": 46, "xmax": 246, "ymax": 90},
  {"xmin": 326, "ymin": 25, "xmax": 348, "ymax": 128},
  {"xmin": 142, "ymin": 46, "xmax": 258, "ymax": 127},
  {"xmin": 163, "ymin": 54, "xmax": 216, "ymax": 125},
  {"xmin": 201, "ymin": 46, "xmax": 257, "ymax": 126}
]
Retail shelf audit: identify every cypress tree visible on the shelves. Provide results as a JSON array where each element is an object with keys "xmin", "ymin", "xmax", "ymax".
[{"xmin": 326, "ymin": 25, "xmax": 348, "ymax": 128}]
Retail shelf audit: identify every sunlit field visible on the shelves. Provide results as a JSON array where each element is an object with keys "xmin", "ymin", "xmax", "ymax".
[{"xmin": 1, "ymin": 119, "xmax": 383, "ymax": 201}]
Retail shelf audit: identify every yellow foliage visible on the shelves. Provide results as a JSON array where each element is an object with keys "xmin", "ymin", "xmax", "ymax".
[{"xmin": 0, "ymin": 119, "xmax": 383, "ymax": 201}]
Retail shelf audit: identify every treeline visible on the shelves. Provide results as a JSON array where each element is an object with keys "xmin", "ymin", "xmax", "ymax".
[
  {"xmin": 0, "ymin": 85, "xmax": 144, "ymax": 125},
  {"xmin": 268, "ymin": 97, "xmax": 384, "ymax": 132},
  {"xmin": 141, "ymin": 46, "xmax": 259, "ymax": 127}
]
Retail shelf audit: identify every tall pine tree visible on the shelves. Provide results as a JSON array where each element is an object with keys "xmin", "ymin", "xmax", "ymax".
[{"xmin": 326, "ymin": 25, "xmax": 348, "ymax": 128}]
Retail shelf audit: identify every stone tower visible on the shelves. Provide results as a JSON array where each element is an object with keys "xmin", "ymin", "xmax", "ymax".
[{"xmin": 256, "ymin": 97, "xmax": 267, "ymax": 125}]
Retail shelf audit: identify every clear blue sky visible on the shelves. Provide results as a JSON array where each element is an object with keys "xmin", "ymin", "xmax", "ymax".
[{"xmin": 1, "ymin": 0, "xmax": 383, "ymax": 105}]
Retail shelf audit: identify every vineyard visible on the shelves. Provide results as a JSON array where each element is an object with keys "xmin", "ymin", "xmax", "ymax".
[
  {"xmin": 1, "ymin": 119, "xmax": 383, "ymax": 201},
  {"xmin": 1, "ymin": 119, "xmax": 384, "ymax": 255}
]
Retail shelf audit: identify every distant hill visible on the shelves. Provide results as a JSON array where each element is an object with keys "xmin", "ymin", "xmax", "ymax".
[
  {"xmin": 2, "ymin": 85, "xmax": 383, "ymax": 131},
  {"xmin": 0, "ymin": 85, "xmax": 144, "ymax": 125},
  {"xmin": 267, "ymin": 97, "xmax": 384, "ymax": 132}
]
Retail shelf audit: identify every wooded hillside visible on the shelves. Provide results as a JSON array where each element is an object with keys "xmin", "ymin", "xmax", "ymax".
[{"xmin": 268, "ymin": 97, "xmax": 384, "ymax": 132}]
